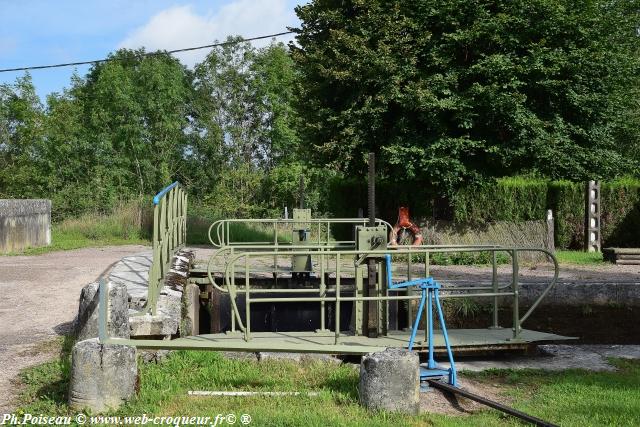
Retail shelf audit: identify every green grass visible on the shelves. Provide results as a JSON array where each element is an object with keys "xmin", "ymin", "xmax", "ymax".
[
  {"xmin": 186, "ymin": 216, "xmax": 292, "ymax": 246},
  {"xmin": 555, "ymin": 250, "xmax": 605, "ymax": 265},
  {"xmin": 16, "ymin": 228, "xmax": 147, "ymax": 255},
  {"xmin": 464, "ymin": 358, "xmax": 640, "ymax": 426},
  {"xmin": 16, "ymin": 341, "xmax": 640, "ymax": 427}
]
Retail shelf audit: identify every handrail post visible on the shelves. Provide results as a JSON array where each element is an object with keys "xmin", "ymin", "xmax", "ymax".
[
  {"xmin": 511, "ymin": 249, "xmax": 521, "ymax": 340},
  {"xmin": 230, "ymin": 247, "xmax": 236, "ymax": 332},
  {"xmin": 491, "ymin": 250, "xmax": 499, "ymax": 328},
  {"xmin": 245, "ymin": 255, "xmax": 250, "ymax": 341},
  {"xmin": 320, "ymin": 250, "xmax": 326, "ymax": 331},
  {"xmin": 335, "ymin": 253, "xmax": 341, "ymax": 344},
  {"xmin": 424, "ymin": 251, "xmax": 430, "ymax": 343}
]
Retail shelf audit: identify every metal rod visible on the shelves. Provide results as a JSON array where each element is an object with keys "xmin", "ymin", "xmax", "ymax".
[
  {"xmin": 320, "ymin": 251, "xmax": 326, "ymax": 331},
  {"xmin": 247, "ymin": 293, "xmax": 514, "ymax": 304},
  {"xmin": 335, "ymin": 253, "xmax": 341, "ymax": 344},
  {"xmin": 427, "ymin": 287, "xmax": 435, "ymax": 368},
  {"xmin": 98, "ymin": 279, "xmax": 108, "ymax": 343},
  {"xmin": 512, "ymin": 249, "xmax": 520, "ymax": 339},
  {"xmin": 434, "ymin": 288, "xmax": 457, "ymax": 385},
  {"xmin": 188, "ymin": 391, "xmax": 320, "ymax": 397},
  {"xmin": 424, "ymin": 252, "xmax": 430, "ymax": 343},
  {"xmin": 368, "ymin": 152, "xmax": 375, "ymax": 227},
  {"xmin": 492, "ymin": 250, "xmax": 499, "ymax": 328},
  {"xmin": 245, "ymin": 256, "xmax": 250, "ymax": 341},
  {"xmin": 408, "ymin": 288, "xmax": 426, "ymax": 351},
  {"xmin": 426, "ymin": 380, "xmax": 558, "ymax": 427}
]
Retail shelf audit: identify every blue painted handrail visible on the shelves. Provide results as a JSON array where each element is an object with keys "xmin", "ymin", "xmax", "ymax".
[{"xmin": 153, "ymin": 181, "xmax": 180, "ymax": 205}]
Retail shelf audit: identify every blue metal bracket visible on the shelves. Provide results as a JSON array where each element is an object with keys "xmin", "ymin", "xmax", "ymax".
[{"xmin": 385, "ymin": 255, "xmax": 457, "ymax": 387}]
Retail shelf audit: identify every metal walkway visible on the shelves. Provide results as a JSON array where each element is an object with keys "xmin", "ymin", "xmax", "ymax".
[{"xmin": 105, "ymin": 328, "xmax": 574, "ymax": 354}]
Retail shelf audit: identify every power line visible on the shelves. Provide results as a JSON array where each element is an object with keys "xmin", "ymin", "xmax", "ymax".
[{"xmin": 0, "ymin": 31, "xmax": 295, "ymax": 73}]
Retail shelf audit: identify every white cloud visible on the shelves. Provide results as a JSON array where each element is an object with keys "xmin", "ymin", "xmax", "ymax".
[{"xmin": 118, "ymin": 1, "xmax": 298, "ymax": 68}]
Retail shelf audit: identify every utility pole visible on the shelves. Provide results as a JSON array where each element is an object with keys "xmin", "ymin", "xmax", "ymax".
[{"xmin": 367, "ymin": 152, "xmax": 378, "ymax": 337}]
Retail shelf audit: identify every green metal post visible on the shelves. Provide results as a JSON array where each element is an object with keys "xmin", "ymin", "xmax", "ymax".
[
  {"xmin": 245, "ymin": 256, "xmax": 250, "ymax": 341},
  {"xmin": 424, "ymin": 251, "xmax": 430, "ymax": 343},
  {"xmin": 511, "ymin": 250, "xmax": 521, "ymax": 340},
  {"xmin": 319, "ymin": 250, "xmax": 326, "ymax": 331},
  {"xmin": 326, "ymin": 221, "xmax": 330, "ymax": 246},
  {"xmin": 335, "ymin": 253, "xmax": 341, "ymax": 344},
  {"xmin": 492, "ymin": 250, "xmax": 499, "ymax": 328},
  {"xmin": 230, "ymin": 247, "xmax": 236, "ymax": 332},
  {"xmin": 406, "ymin": 253, "xmax": 414, "ymax": 331}
]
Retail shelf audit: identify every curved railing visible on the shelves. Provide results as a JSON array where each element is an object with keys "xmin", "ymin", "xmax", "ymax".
[
  {"xmin": 208, "ymin": 218, "xmax": 394, "ymax": 248},
  {"xmin": 147, "ymin": 182, "xmax": 187, "ymax": 315},
  {"xmin": 207, "ymin": 246, "xmax": 559, "ymax": 343}
]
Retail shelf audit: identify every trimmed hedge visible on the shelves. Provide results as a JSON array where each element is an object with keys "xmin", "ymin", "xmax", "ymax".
[
  {"xmin": 454, "ymin": 178, "xmax": 640, "ymax": 249},
  {"xmin": 328, "ymin": 176, "xmax": 640, "ymax": 249},
  {"xmin": 453, "ymin": 177, "xmax": 548, "ymax": 223}
]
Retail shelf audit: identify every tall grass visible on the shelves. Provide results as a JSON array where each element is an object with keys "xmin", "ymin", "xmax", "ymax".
[
  {"xmin": 56, "ymin": 200, "xmax": 149, "ymax": 241},
  {"xmin": 14, "ymin": 200, "xmax": 150, "ymax": 255}
]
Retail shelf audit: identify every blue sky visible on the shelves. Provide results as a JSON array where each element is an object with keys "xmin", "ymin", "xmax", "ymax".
[{"xmin": 0, "ymin": 0, "xmax": 303, "ymax": 102}]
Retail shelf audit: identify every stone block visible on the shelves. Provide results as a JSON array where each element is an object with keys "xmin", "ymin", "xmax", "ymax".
[
  {"xmin": 129, "ymin": 292, "xmax": 180, "ymax": 337},
  {"xmin": 75, "ymin": 281, "xmax": 130, "ymax": 341},
  {"xmin": 359, "ymin": 348, "xmax": 420, "ymax": 414},
  {"xmin": 181, "ymin": 283, "xmax": 200, "ymax": 336},
  {"xmin": 68, "ymin": 338, "xmax": 137, "ymax": 412}
]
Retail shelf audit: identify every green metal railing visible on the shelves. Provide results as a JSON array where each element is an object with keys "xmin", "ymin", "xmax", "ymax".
[
  {"xmin": 147, "ymin": 182, "xmax": 187, "ymax": 315},
  {"xmin": 208, "ymin": 218, "xmax": 393, "ymax": 248},
  {"xmin": 206, "ymin": 245, "xmax": 558, "ymax": 343}
]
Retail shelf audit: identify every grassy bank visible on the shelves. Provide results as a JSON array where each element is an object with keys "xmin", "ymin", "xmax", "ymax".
[
  {"xmin": 16, "ymin": 340, "xmax": 640, "ymax": 426},
  {"xmin": 555, "ymin": 250, "xmax": 605, "ymax": 265},
  {"xmin": 15, "ymin": 202, "xmax": 149, "ymax": 255}
]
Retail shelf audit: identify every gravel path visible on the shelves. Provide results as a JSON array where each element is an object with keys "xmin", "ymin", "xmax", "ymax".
[{"xmin": 0, "ymin": 245, "xmax": 148, "ymax": 413}]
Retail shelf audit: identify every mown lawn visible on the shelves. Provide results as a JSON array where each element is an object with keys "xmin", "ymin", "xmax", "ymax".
[
  {"xmin": 16, "ymin": 339, "xmax": 640, "ymax": 427},
  {"xmin": 555, "ymin": 250, "xmax": 605, "ymax": 265}
]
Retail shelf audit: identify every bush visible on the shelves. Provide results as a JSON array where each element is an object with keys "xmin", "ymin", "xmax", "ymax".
[
  {"xmin": 55, "ymin": 199, "xmax": 147, "ymax": 241},
  {"xmin": 546, "ymin": 181, "xmax": 584, "ymax": 249},
  {"xmin": 601, "ymin": 179, "xmax": 640, "ymax": 247},
  {"xmin": 448, "ymin": 177, "xmax": 640, "ymax": 249},
  {"xmin": 323, "ymin": 175, "xmax": 640, "ymax": 248},
  {"xmin": 453, "ymin": 177, "xmax": 548, "ymax": 224}
]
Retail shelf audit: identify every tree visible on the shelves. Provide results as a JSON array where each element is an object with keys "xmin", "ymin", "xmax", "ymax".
[
  {"xmin": 79, "ymin": 49, "xmax": 193, "ymax": 201},
  {"xmin": 291, "ymin": 0, "xmax": 640, "ymax": 195},
  {"xmin": 0, "ymin": 74, "xmax": 46, "ymax": 198},
  {"xmin": 189, "ymin": 39, "xmax": 301, "ymax": 215}
]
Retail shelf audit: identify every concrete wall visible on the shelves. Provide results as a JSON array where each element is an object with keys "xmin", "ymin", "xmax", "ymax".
[{"xmin": 0, "ymin": 199, "xmax": 51, "ymax": 253}]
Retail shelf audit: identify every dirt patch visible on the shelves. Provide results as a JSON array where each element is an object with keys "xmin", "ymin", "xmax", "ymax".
[
  {"xmin": 420, "ymin": 377, "xmax": 510, "ymax": 416},
  {"xmin": 0, "ymin": 245, "xmax": 148, "ymax": 413}
]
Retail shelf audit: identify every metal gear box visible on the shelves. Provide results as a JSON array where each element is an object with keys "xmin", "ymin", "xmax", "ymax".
[{"xmin": 355, "ymin": 225, "xmax": 388, "ymax": 254}]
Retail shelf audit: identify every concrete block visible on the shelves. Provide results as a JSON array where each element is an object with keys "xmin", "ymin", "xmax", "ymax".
[
  {"xmin": 129, "ymin": 293, "xmax": 181, "ymax": 337},
  {"xmin": 359, "ymin": 348, "xmax": 420, "ymax": 414},
  {"xmin": 75, "ymin": 281, "xmax": 130, "ymax": 341},
  {"xmin": 0, "ymin": 199, "xmax": 51, "ymax": 253},
  {"xmin": 68, "ymin": 339, "xmax": 137, "ymax": 412}
]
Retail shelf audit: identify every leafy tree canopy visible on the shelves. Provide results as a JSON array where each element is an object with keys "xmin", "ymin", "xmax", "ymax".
[{"xmin": 291, "ymin": 0, "xmax": 640, "ymax": 194}]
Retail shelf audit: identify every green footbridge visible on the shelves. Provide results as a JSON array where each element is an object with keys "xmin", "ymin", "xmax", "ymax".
[{"xmin": 98, "ymin": 182, "xmax": 573, "ymax": 355}]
